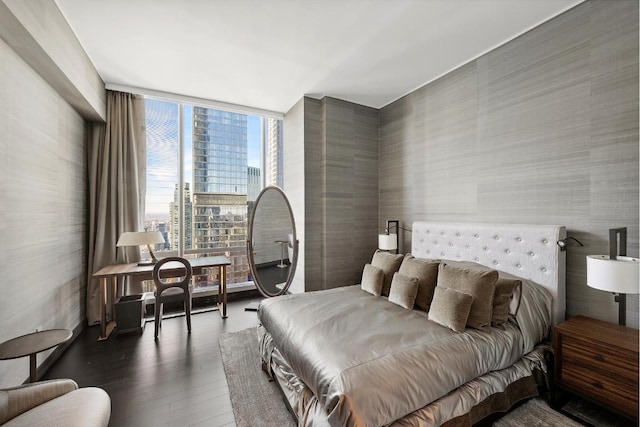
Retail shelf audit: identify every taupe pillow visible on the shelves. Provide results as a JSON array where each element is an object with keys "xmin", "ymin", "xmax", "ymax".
[
  {"xmin": 399, "ymin": 255, "xmax": 439, "ymax": 311},
  {"xmin": 428, "ymin": 286, "xmax": 474, "ymax": 333},
  {"xmin": 388, "ymin": 272, "xmax": 419, "ymax": 309},
  {"xmin": 361, "ymin": 263, "xmax": 384, "ymax": 296},
  {"xmin": 442, "ymin": 260, "xmax": 524, "ymax": 316},
  {"xmin": 371, "ymin": 250, "xmax": 404, "ymax": 296},
  {"xmin": 491, "ymin": 277, "xmax": 522, "ymax": 329},
  {"xmin": 437, "ymin": 263, "xmax": 498, "ymax": 332}
]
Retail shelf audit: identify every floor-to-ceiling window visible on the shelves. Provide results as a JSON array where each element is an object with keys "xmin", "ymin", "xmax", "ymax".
[{"xmin": 143, "ymin": 97, "xmax": 283, "ymax": 293}]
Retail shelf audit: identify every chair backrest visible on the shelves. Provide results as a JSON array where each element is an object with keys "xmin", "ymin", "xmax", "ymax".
[{"xmin": 152, "ymin": 257, "xmax": 193, "ymax": 294}]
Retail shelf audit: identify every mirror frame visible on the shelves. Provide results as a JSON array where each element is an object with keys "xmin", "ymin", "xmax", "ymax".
[{"xmin": 247, "ymin": 186, "xmax": 298, "ymax": 297}]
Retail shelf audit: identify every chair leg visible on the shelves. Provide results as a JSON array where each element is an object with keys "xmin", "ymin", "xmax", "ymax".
[
  {"xmin": 185, "ymin": 293, "xmax": 192, "ymax": 333},
  {"xmin": 154, "ymin": 299, "xmax": 162, "ymax": 339}
]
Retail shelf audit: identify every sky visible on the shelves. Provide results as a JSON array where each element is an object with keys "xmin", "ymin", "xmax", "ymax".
[{"xmin": 144, "ymin": 98, "xmax": 263, "ymax": 217}]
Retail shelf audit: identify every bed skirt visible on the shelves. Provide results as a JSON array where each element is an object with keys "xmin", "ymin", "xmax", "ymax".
[{"xmin": 258, "ymin": 325, "xmax": 549, "ymax": 427}]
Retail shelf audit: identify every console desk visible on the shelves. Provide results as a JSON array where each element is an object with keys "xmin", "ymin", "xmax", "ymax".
[{"xmin": 92, "ymin": 256, "xmax": 231, "ymax": 341}]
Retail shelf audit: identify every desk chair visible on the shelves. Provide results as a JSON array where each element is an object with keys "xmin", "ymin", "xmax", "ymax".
[{"xmin": 152, "ymin": 257, "xmax": 193, "ymax": 340}]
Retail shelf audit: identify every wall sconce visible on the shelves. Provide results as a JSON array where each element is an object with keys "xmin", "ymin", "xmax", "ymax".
[
  {"xmin": 378, "ymin": 220, "xmax": 413, "ymax": 254},
  {"xmin": 116, "ymin": 231, "xmax": 165, "ymax": 266},
  {"xmin": 556, "ymin": 236, "xmax": 584, "ymax": 251},
  {"xmin": 378, "ymin": 220, "xmax": 399, "ymax": 253},
  {"xmin": 586, "ymin": 227, "xmax": 639, "ymax": 326}
]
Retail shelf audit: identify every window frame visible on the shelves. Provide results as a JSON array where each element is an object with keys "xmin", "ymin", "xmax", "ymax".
[{"xmin": 135, "ymin": 86, "xmax": 283, "ymax": 295}]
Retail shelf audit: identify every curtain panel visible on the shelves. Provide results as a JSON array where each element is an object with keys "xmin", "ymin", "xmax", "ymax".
[{"xmin": 86, "ymin": 90, "xmax": 146, "ymax": 325}]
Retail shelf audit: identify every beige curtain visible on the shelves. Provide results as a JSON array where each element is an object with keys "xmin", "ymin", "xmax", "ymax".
[{"xmin": 86, "ymin": 90, "xmax": 146, "ymax": 325}]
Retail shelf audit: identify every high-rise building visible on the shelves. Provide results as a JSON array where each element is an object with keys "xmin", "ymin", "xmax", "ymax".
[
  {"xmin": 265, "ymin": 117, "xmax": 283, "ymax": 188},
  {"xmin": 247, "ymin": 166, "xmax": 261, "ymax": 202},
  {"xmin": 154, "ymin": 221, "xmax": 169, "ymax": 251},
  {"xmin": 191, "ymin": 107, "xmax": 249, "ymax": 284},
  {"xmin": 169, "ymin": 183, "xmax": 192, "ymax": 251}
]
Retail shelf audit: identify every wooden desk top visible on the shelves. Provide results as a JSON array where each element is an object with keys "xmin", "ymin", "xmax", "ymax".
[
  {"xmin": 0, "ymin": 329, "xmax": 72, "ymax": 359},
  {"xmin": 92, "ymin": 256, "xmax": 231, "ymax": 279}
]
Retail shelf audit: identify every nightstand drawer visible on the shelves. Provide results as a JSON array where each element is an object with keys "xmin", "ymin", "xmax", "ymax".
[
  {"xmin": 562, "ymin": 335, "xmax": 638, "ymax": 382},
  {"xmin": 562, "ymin": 364, "xmax": 638, "ymax": 417}
]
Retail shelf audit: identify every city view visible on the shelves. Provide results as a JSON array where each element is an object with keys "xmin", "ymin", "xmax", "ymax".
[{"xmin": 142, "ymin": 98, "xmax": 283, "ymax": 292}]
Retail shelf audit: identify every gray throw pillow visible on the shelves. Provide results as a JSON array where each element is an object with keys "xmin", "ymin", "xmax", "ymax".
[
  {"xmin": 437, "ymin": 263, "xmax": 498, "ymax": 332},
  {"xmin": 399, "ymin": 255, "xmax": 439, "ymax": 311},
  {"xmin": 388, "ymin": 272, "xmax": 419, "ymax": 309},
  {"xmin": 492, "ymin": 277, "xmax": 522, "ymax": 328},
  {"xmin": 361, "ymin": 263, "xmax": 384, "ymax": 296},
  {"xmin": 371, "ymin": 250, "xmax": 404, "ymax": 297},
  {"xmin": 428, "ymin": 286, "xmax": 474, "ymax": 333}
]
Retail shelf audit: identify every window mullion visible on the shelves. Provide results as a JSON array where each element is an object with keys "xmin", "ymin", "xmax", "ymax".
[{"xmin": 178, "ymin": 104, "xmax": 185, "ymax": 256}]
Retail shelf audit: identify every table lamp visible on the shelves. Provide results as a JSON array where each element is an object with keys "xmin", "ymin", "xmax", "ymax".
[
  {"xmin": 586, "ymin": 227, "xmax": 639, "ymax": 326},
  {"xmin": 116, "ymin": 231, "xmax": 165, "ymax": 266}
]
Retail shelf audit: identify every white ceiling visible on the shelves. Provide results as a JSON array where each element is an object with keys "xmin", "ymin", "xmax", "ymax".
[{"xmin": 56, "ymin": 0, "xmax": 582, "ymax": 114}]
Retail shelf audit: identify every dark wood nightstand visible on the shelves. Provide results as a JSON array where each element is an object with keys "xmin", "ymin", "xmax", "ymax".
[{"xmin": 553, "ymin": 315, "xmax": 639, "ymax": 421}]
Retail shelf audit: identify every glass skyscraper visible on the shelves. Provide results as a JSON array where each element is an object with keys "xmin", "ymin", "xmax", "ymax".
[{"xmin": 191, "ymin": 107, "xmax": 249, "ymax": 283}]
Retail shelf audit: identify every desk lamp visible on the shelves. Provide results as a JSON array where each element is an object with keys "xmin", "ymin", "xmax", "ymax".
[{"xmin": 116, "ymin": 231, "xmax": 165, "ymax": 266}]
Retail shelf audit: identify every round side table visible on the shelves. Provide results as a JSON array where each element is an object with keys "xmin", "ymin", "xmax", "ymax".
[{"xmin": 0, "ymin": 329, "xmax": 72, "ymax": 382}]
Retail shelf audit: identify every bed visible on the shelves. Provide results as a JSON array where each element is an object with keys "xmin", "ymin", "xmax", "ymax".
[{"xmin": 257, "ymin": 222, "xmax": 566, "ymax": 426}]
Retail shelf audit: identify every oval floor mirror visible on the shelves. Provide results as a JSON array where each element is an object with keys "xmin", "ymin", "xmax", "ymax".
[{"xmin": 247, "ymin": 186, "xmax": 298, "ymax": 298}]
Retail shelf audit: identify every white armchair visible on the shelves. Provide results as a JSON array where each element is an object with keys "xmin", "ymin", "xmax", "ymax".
[{"xmin": 0, "ymin": 379, "xmax": 110, "ymax": 427}]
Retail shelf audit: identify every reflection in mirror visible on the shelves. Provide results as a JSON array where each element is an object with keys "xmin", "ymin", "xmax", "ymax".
[{"xmin": 248, "ymin": 186, "xmax": 297, "ymax": 297}]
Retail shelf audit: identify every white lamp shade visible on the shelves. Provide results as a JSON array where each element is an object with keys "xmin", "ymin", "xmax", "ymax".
[
  {"xmin": 116, "ymin": 231, "xmax": 165, "ymax": 247},
  {"xmin": 586, "ymin": 255, "xmax": 640, "ymax": 294},
  {"xmin": 378, "ymin": 234, "xmax": 397, "ymax": 250}
]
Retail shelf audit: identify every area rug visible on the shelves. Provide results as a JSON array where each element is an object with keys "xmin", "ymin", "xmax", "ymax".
[
  {"xmin": 493, "ymin": 397, "xmax": 582, "ymax": 427},
  {"xmin": 219, "ymin": 328, "xmax": 585, "ymax": 427},
  {"xmin": 219, "ymin": 327, "xmax": 296, "ymax": 427}
]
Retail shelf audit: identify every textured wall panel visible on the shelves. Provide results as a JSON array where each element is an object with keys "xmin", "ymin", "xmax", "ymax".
[
  {"xmin": 303, "ymin": 98, "xmax": 324, "ymax": 291},
  {"xmin": 586, "ymin": 0, "xmax": 640, "ymax": 325},
  {"xmin": 379, "ymin": 0, "xmax": 639, "ymax": 326},
  {"xmin": 285, "ymin": 96, "xmax": 379, "ymax": 292},
  {"xmin": 0, "ymin": 37, "xmax": 87, "ymax": 387},
  {"xmin": 322, "ymin": 98, "xmax": 379, "ymax": 288}
]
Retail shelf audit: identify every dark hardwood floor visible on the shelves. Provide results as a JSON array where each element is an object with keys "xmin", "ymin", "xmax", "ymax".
[{"xmin": 42, "ymin": 295, "xmax": 264, "ymax": 427}]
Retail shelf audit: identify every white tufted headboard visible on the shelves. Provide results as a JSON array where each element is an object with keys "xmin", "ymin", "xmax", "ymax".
[{"xmin": 411, "ymin": 222, "xmax": 566, "ymax": 325}]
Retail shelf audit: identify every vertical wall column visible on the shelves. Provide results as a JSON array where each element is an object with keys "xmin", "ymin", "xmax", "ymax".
[{"xmin": 284, "ymin": 97, "xmax": 379, "ymax": 292}]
